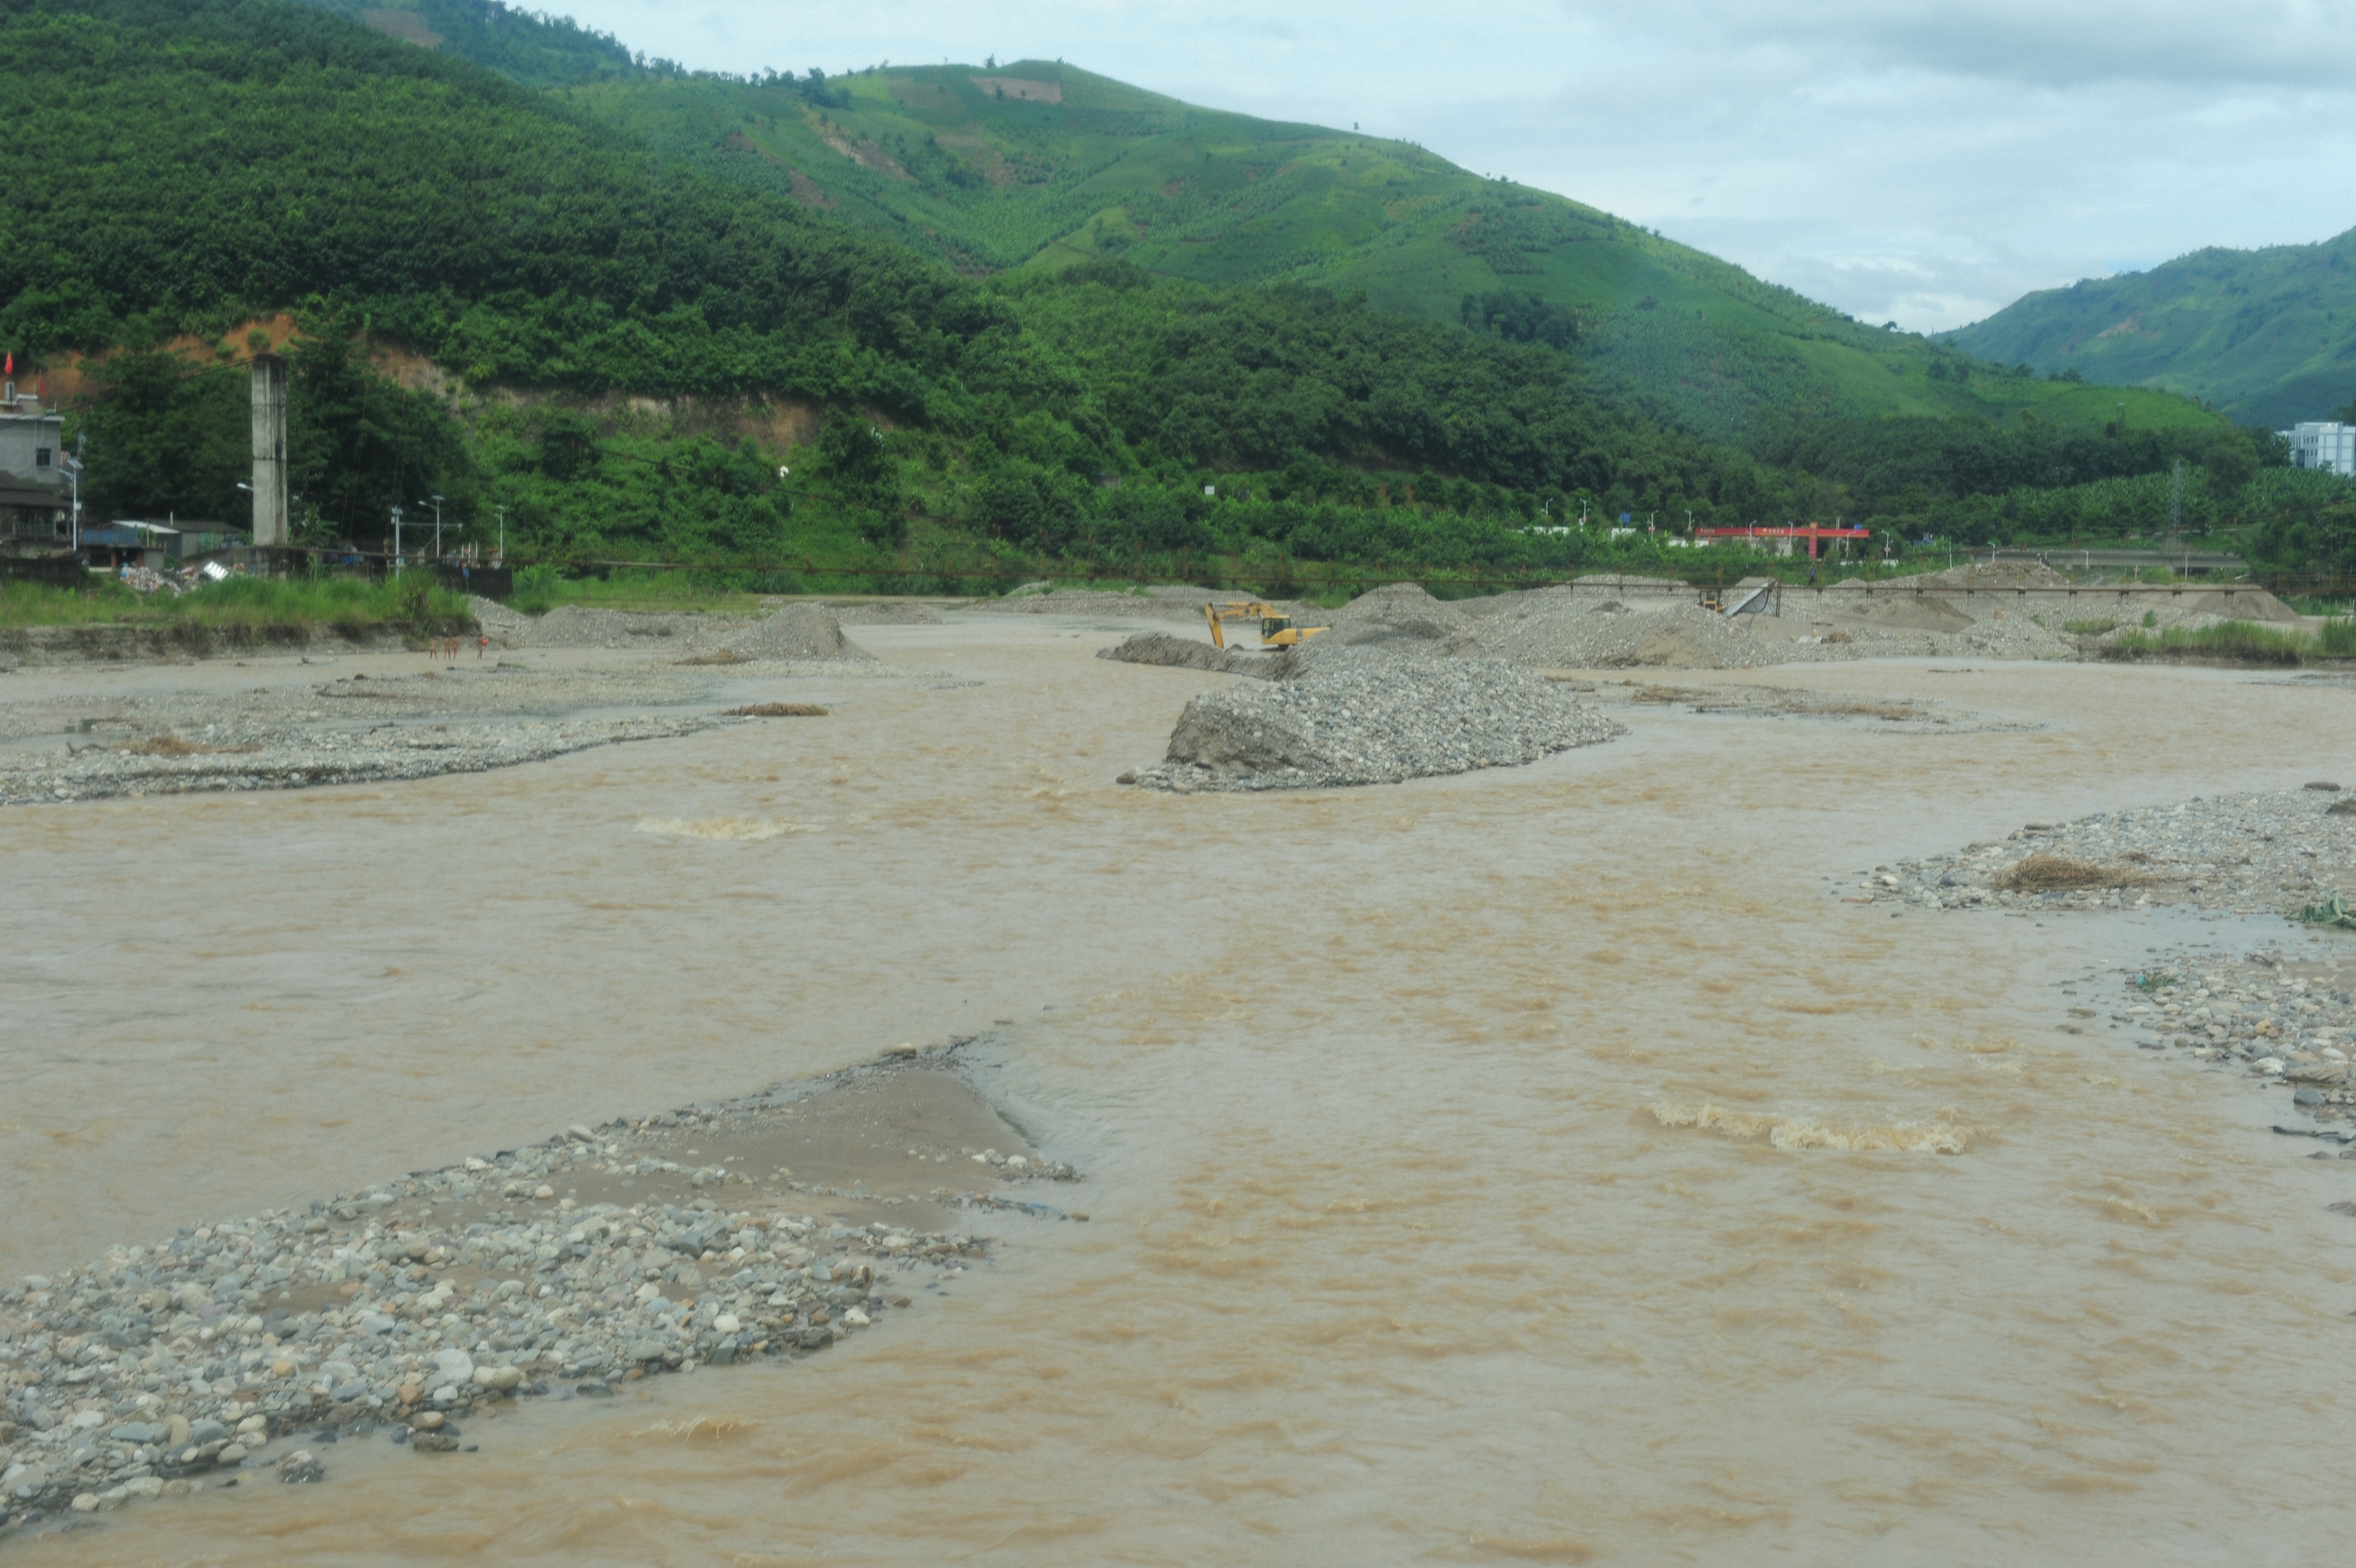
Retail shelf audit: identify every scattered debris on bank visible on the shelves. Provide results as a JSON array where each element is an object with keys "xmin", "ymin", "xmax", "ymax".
[
  {"xmin": 0, "ymin": 1047, "xmax": 1079, "ymax": 1534},
  {"xmin": 1130, "ymin": 651, "xmax": 1622, "ymax": 792},
  {"xmin": 1840, "ymin": 785, "xmax": 2356, "ymax": 919}
]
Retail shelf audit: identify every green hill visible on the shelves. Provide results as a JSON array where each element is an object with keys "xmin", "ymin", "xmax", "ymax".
[
  {"xmin": 297, "ymin": 5, "xmax": 2212, "ymax": 441},
  {"xmin": 0, "ymin": 0, "xmax": 2292, "ymax": 583},
  {"xmin": 1948, "ymin": 229, "xmax": 2356, "ymax": 428},
  {"xmin": 553, "ymin": 59, "xmax": 2228, "ymax": 439}
]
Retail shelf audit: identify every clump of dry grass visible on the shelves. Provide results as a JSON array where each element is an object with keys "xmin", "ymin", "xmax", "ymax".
[
  {"xmin": 1994, "ymin": 853, "xmax": 2147, "ymax": 892},
  {"xmin": 123, "ymin": 733, "xmax": 260, "ymax": 756},
  {"xmin": 726, "ymin": 703, "xmax": 828, "ymax": 717}
]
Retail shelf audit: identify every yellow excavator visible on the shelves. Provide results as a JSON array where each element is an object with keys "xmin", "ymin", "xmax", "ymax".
[{"xmin": 1205, "ymin": 600, "xmax": 1329, "ymax": 651}]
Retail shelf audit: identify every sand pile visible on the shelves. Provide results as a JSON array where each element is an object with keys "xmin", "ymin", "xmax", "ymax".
[
  {"xmin": 2147, "ymin": 587, "xmax": 2301, "ymax": 626},
  {"xmin": 726, "ymin": 604, "xmax": 875, "ymax": 661},
  {"xmin": 512, "ymin": 606, "xmax": 707, "ymax": 649},
  {"xmin": 1908, "ymin": 561, "xmax": 2076, "ymax": 590},
  {"xmin": 1813, "ymin": 582, "xmax": 1976, "ymax": 634},
  {"xmin": 478, "ymin": 604, "xmax": 873, "ymax": 661},
  {"xmin": 1135, "ymin": 649, "xmax": 1621, "ymax": 791},
  {"xmin": 1468, "ymin": 593, "xmax": 1762, "ymax": 670}
]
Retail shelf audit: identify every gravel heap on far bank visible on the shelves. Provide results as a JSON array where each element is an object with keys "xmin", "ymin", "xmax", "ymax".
[
  {"xmin": 1464, "ymin": 582, "xmax": 2078, "ymax": 669},
  {"xmin": 0, "ymin": 1053, "xmax": 1081, "ymax": 1531},
  {"xmin": 1838, "ymin": 784, "xmax": 2356, "ymax": 918},
  {"xmin": 1132, "ymin": 650, "xmax": 1621, "ymax": 791},
  {"xmin": 485, "ymin": 603, "xmax": 874, "ymax": 661}
]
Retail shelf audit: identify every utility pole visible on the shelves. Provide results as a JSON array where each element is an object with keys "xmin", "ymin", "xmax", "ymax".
[
  {"xmin": 428, "ymin": 494, "xmax": 444, "ymax": 560},
  {"xmin": 2169, "ymin": 459, "xmax": 2183, "ymax": 553},
  {"xmin": 494, "ymin": 504, "xmax": 506, "ymax": 564},
  {"xmin": 391, "ymin": 505, "xmax": 404, "ymax": 571},
  {"xmin": 62, "ymin": 436, "xmax": 82, "ymax": 555}
]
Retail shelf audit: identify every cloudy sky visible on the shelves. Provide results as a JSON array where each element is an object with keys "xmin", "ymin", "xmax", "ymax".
[{"xmin": 562, "ymin": 0, "xmax": 2356, "ymax": 332}]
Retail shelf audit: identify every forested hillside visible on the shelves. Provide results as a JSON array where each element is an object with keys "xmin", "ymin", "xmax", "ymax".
[
  {"xmin": 1951, "ymin": 228, "xmax": 2356, "ymax": 428},
  {"xmin": 0, "ymin": 0, "xmax": 2325, "ymax": 583},
  {"xmin": 279, "ymin": 3, "xmax": 2209, "ymax": 441}
]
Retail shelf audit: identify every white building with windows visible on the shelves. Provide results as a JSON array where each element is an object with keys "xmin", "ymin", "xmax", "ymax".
[
  {"xmin": 0, "ymin": 388, "xmax": 64, "ymax": 489},
  {"xmin": 2284, "ymin": 421, "xmax": 2356, "ymax": 477}
]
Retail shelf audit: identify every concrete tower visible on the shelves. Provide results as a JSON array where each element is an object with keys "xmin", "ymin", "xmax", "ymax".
[{"xmin": 250, "ymin": 353, "xmax": 288, "ymax": 547}]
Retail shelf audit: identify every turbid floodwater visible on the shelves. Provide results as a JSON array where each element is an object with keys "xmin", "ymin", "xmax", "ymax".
[{"xmin": 7, "ymin": 620, "xmax": 2356, "ymax": 1563}]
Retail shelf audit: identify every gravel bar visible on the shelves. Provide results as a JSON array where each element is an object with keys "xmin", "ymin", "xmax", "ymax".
[
  {"xmin": 0, "ymin": 1047, "xmax": 1081, "ymax": 1533},
  {"xmin": 1839, "ymin": 784, "xmax": 2356, "ymax": 918}
]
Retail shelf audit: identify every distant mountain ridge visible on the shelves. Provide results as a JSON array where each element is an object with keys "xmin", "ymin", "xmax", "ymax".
[
  {"xmin": 1950, "ymin": 228, "xmax": 2356, "ymax": 428},
  {"xmin": 304, "ymin": 0, "xmax": 2213, "ymax": 440}
]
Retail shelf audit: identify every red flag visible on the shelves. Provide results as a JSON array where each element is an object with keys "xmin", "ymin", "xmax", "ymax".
[{"xmin": 3, "ymin": 353, "xmax": 12, "ymax": 375}]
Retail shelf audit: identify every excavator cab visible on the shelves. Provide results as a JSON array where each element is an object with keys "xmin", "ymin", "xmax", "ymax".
[{"xmin": 1259, "ymin": 614, "xmax": 1327, "ymax": 649}]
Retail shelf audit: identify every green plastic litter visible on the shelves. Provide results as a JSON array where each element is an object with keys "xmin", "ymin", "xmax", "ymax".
[{"xmin": 2297, "ymin": 896, "xmax": 2356, "ymax": 928}]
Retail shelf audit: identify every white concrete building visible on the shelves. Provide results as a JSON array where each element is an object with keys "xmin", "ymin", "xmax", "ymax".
[
  {"xmin": 2284, "ymin": 421, "xmax": 2356, "ymax": 477},
  {"xmin": 0, "ymin": 389, "xmax": 64, "ymax": 489}
]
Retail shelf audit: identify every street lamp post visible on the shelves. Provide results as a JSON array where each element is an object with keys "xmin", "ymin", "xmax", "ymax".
[
  {"xmin": 391, "ymin": 505, "xmax": 404, "ymax": 571},
  {"xmin": 494, "ymin": 504, "xmax": 506, "ymax": 565},
  {"xmin": 426, "ymin": 494, "xmax": 444, "ymax": 560}
]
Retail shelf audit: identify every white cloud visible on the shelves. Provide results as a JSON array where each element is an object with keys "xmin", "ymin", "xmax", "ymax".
[{"xmin": 561, "ymin": 0, "xmax": 2356, "ymax": 331}]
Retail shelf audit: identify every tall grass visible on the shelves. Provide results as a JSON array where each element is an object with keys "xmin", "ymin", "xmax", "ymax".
[
  {"xmin": 2109, "ymin": 620, "xmax": 2315, "ymax": 664},
  {"xmin": 0, "ymin": 574, "xmax": 470, "ymax": 631}
]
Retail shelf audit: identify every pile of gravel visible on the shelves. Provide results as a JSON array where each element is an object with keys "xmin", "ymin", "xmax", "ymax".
[
  {"xmin": 1133, "ymin": 650, "xmax": 1621, "ymax": 791},
  {"xmin": 1096, "ymin": 631, "xmax": 1264, "ymax": 676},
  {"xmin": 1313, "ymin": 581, "xmax": 1476, "ymax": 654},
  {"xmin": 469, "ymin": 597, "xmax": 534, "ymax": 646},
  {"xmin": 726, "ymin": 604, "xmax": 873, "ymax": 661}
]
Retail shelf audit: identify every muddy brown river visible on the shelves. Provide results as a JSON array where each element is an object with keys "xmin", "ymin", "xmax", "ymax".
[{"xmin": 6, "ymin": 621, "xmax": 2356, "ymax": 1563}]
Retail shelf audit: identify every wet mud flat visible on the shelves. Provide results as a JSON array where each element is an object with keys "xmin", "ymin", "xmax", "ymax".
[{"xmin": 0, "ymin": 1046, "xmax": 1081, "ymax": 1541}]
